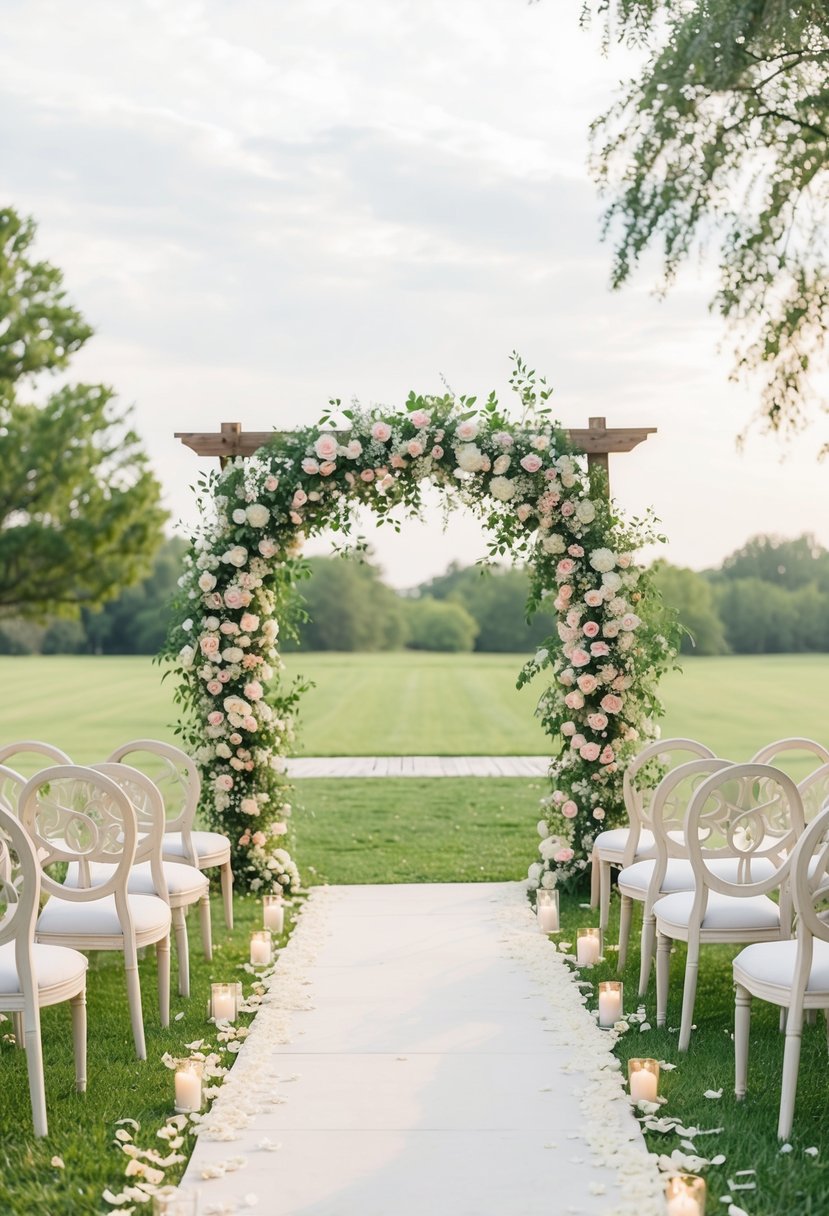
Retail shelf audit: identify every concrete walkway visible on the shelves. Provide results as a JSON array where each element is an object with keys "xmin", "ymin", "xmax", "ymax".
[
  {"xmin": 286, "ymin": 756, "xmax": 550, "ymax": 777},
  {"xmin": 182, "ymin": 884, "xmax": 662, "ymax": 1216}
]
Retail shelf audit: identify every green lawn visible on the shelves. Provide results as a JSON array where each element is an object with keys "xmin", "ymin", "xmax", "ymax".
[{"xmin": 0, "ymin": 652, "xmax": 827, "ymax": 762}]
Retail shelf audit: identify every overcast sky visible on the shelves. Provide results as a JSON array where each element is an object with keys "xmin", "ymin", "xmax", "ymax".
[{"xmin": 2, "ymin": 0, "xmax": 826, "ymax": 586}]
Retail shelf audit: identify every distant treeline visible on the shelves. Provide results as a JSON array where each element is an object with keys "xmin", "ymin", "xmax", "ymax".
[{"xmin": 2, "ymin": 533, "xmax": 828, "ymax": 656}]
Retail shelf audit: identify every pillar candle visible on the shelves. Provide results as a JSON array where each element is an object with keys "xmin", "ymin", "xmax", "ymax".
[
  {"xmin": 576, "ymin": 929, "xmax": 601, "ymax": 967},
  {"xmin": 597, "ymin": 981, "xmax": 623, "ymax": 1027}
]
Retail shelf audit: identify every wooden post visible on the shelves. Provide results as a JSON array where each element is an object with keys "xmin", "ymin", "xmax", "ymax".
[
  {"xmin": 587, "ymin": 416, "xmax": 610, "ymax": 493},
  {"xmin": 219, "ymin": 422, "xmax": 242, "ymax": 469}
]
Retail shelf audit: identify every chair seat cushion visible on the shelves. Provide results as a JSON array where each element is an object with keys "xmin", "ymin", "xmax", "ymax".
[
  {"xmin": 0, "ymin": 942, "xmax": 87, "ymax": 997},
  {"xmin": 162, "ymin": 831, "xmax": 230, "ymax": 864},
  {"xmin": 734, "ymin": 939, "xmax": 829, "ymax": 995},
  {"xmin": 37, "ymin": 893, "xmax": 172, "ymax": 938},
  {"xmin": 654, "ymin": 889, "xmax": 781, "ymax": 932},
  {"xmin": 619, "ymin": 856, "xmax": 778, "ymax": 897},
  {"xmin": 594, "ymin": 828, "xmax": 657, "ymax": 861},
  {"xmin": 66, "ymin": 860, "xmax": 208, "ymax": 899}
]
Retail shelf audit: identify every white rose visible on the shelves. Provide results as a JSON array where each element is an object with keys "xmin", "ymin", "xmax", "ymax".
[
  {"xmin": 178, "ymin": 645, "xmax": 195, "ymax": 668},
  {"xmin": 602, "ymin": 571, "xmax": 622, "ymax": 592},
  {"xmin": 223, "ymin": 545, "xmax": 248, "ymax": 568},
  {"xmin": 492, "ymin": 454, "xmax": 511, "ymax": 475},
  {"xmin": 575, "ymin": 500, "xmax": 596, "ymax": 524},
  {"xmin": 455, "ymin": 443, "xmax": 485, "ymax": 473},
  {"xmin": 561, "ymin": 472, "xmax": 576, "ymax": 488},
  {"xmin": 527, "ymin": 862, "xmax": 543, "ymax": 883},
  {"xmin": 542, "ymin": 534, "xmax": 566, "ymax": 555},
  {"xmin": 589, "ymin": 548, "xmax": 616, "ymax": 573},
  {"xmin": 618, "ymin": 632, "xmax": 634, "ymax": 650},
  {"xmin": 198, "ymin": 572, "xmax": 217, "ymax": 592},
  {"xmin": 489, "ymin": 475, "xmax": 516, "ymax": 501},
  {"xmin": 537, "ymin": 820, "xmax": 549, "ymax": 839},
  {"xmin": 221, "ymin": 647, "xmax": 244, "ymax": 663},
  {"xmin": 609, "ymin": 596, "xmax": 627, "ymax": 615},
  {"xmin": 540, "ymin": 872, "xmax": 557, "ymax": 889},
  {"xmin": 621, "ymin": 613, "xmax": 641, "ymax": 631},
  {"xmin": 232, "ymin": 508, "xmax": 247, "ymax": 524},
  {"xmin": 246, "ymin": 503, "xmax": 270, "ymax": 528}
]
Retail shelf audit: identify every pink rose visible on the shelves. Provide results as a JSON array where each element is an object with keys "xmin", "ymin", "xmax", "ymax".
[
  {"xmin": 301, "ymin": 458, "xmax": 320, "ymax": 475},
  {"xmin": 568, "ymin": 545, "xmax": 584, "ymax": 557},
  {"xmin": 206, "ymin": 680, "xmax": 223, "ymax": 696},
  {"xmin": 577, "ymin": 674, "xmax": 598, "ymax": 695},
  {"xmin": 556, "ymin": 559, "xmax": 575, "ymax": 578},
  {"xmin": 571, "ymin": 734, "xmax": 586, "ymax": 750},
  {"xmin": 200, "ymin": 636, "xmax": 220, "ymax": 656},
  {"xmin": 584, "ymin": 590, "xmax": 603, "ymax": 607},
  {"xmin": 258, "ymin": 539, "xmax": 278, "ymax": 559},
  {"xmin": 621, "ymin": 613, "xmax": 641, "ymax": 631},
  {"xmin": 214, "ymin": 774, "xmax": 234, "ymax": 792},
  {"xmin": 240, "ymin": 613, "xmax": 259, "ymax": 632},
  {"xmin": 406, "ymin": 439, "xmax": 423, "ymax": 457},
  {"xmin": 431, "ymin": 445, "xmax": 444, "ymax": 459},
  {"xmin": 360, "ymin": 469, "xmax": 375, "ymax": 482},
  {"xmin": 554, "ymin": 848, "xmax": 574, "ymax": 863},
  {"xmin": 590, "ymin": 641, "xmax": 610, "ymax": 657},
  {"xmin": 219, "ymin": 671, "xmax": 232, "ymax": 684},
  {"xmin": 456, "ymin": 419, "xmax": 478, "ymax": 441},
  {"xmin": 411, "ymin": 410, "xmax": 431, "ymax": 428},
  {"xmin": 244, "ymin": 680, "xmax": 264, "ymax": 701},
  {"xmin": 220, "ymin": 621, "xmax": 238, "ymax": 635},
  {"xmin": 314, "ymin": 434, "xmax": 338, "ymax": 461},
  {"xmin": 346, "ymin": 439, "xmax": 362, "ymax": 459},
  {"xmin": 520, "ymin": 453, "xmax": 542, "ymax": 474},
  {"xmin": 229, "ymin": 732, "xmax": 242, "ymax": 745},
  {"xmin": 564, "ymin": 690, "xmax": 584, "ymax": 710},
  {"xmin": 570, "ymin": 648, "xmax": 591, "ymax": 668},
  {"xmin": 272, "ymin": 822, "xmax": 288, "ymax": 835},
  {"xmin": 371, "ymin": 421, "xmax": 392, "ymax": 442},
  {"xmin": 560, "ymin": 501, "xmax": 575, "ymax": 517},
  {"xmin": 561, "ymin": 800, "xmax": 578, "ymax": 819},
  {"xmin": 600, "ymin": 694, "xmax": 623, "ymax": 714},
  {"xmin": 292, "ymin": 489, "xmax": 307, "ymax": 507},
  {"xmin": 516, "ymin": 504, "xmax": 532, "ymax": 522},
  {"xmin": 319, "ymin": 461, "xmax": 336, "ymax": 476},
  {"xmin": 587, "ymin": 713, "xmax": 609, "ymax": 731},
  {"xmin": 391, "ymin": 453, "xmax": 408, "ymax": 469},
  {"xmin": 582, "ymin": 621, "xmax": 600, "ymax": 638},
  {"xmin": 207, "ymin": 711, "xmax": 224, "ymax": 726},
  {"xmin": 243, "ymin": 715, "xmax": 258, "ymax": 732},
  {"xmin": 561, "ymin": 721, "xmax": 576, "ymax": 736},
  {"xmin": 593, "ymin": 808, "xmax": 606, "ymax": 821},
  {"xmin": 600, "ymin": 746, "xmax": 615, "ymax": 765},
  {"xmin": 224, "ymin": 588, "xmax": 245, "ymax": 609},
  {"xmin": 580, "ymin": 742, "xmax": 601, "ymax": 762},
  {"xmin": 289, "ymin": 511, "xmax": 303, "ymax": 525},
  {"xmin": 252, "ymin": 831, "xmax": 267, "ymax": 847},
  {"xmin": 559, "ymin": 585, "xmax": 573, "ymax": 601},
  {"xmin": 264, "ymin": 475, "xmax": 278, "ymax": 491}
]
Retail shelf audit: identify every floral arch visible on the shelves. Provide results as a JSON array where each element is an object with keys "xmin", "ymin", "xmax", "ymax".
[{"xmin": 166, "ymin": 366, "xmax": 676, "ymax": 897}]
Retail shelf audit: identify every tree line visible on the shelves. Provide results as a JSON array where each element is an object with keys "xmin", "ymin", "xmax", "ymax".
[{"xmin": 4, "ymin": 532, "xmax": 829, "ymax": 656}]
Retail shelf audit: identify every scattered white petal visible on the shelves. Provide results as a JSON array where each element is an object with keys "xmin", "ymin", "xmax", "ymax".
[
  {"xmin": 704, "ymin": 1089, "xmax": 723, "ymax": 1099},
  {"xmin": 805, "ymin": 1146, "xmax": 820, "ymax": 1157},
  {"xmin": 50, "ymin": 1156, "xmax": 65, "ymax": 1169},
  {"xmin": 780, "ymin": 1143, "xmax": 793, "ymax": 1154}
]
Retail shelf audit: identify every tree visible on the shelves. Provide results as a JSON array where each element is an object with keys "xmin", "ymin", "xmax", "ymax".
[
  {"xmin": 419, "ymin": 563, "xmax": 553, "ymax": 651},
  {"xmin": 586, "ymin": 1, "xmax": 829, "ymax": 439},
  {"xmin": 651, "ymin": 562, "xmax": 729, "ymax": 654},
  {"xmin": 714, "ymin": 577, "xmax": 799, "ymax": 652},
  {"xmin": 0, "ymin": 207, "xmax": 165, "ymax": 617},
  {"xmin": 404, "ymin": 597, "xmax": 479, "ymax": 652},
  {"xmin": 291, "ymin": 555, "xmax": 408, "ymax": 651},
  {"xmin": 715, "ymin": 533, "xmax": 829, "ymax": 590},
  {"xmin": 81, "ymin": 537, "xmax": 189, "ymax": 654}
]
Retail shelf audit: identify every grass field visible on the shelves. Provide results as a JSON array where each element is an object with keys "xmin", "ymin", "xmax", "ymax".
[{"xmin": 0, "ymin": 652, "xmax": 827, "ymax": 762}]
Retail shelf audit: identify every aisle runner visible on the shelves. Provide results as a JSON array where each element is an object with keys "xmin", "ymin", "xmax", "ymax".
[{"xmin": 181, "ymin": 884, "xmax": 663, "ymax": 1215}]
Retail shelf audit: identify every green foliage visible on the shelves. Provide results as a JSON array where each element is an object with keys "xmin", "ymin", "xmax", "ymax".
[
  {"xmin": 586, "ymin": 1, "xmax": 829, "ymax": 436},
  {"xmin": 0, "ymin": 206, "xmax": 166, "ymax": 618},
  {"xmin": 41, "ymin": 617, "xmax": 86, "ymax": 654},
  {"xmin": 405, "ymin": 596, "xmax": 479, "ymax": 652},
  {"xmin": 652, "ymin": 562, "xmax": 729, "ymax": 655},
  {"xmin": 81, "ymin": 537, "xmax": 188, "ymax": 654},
  {"xmin": 717, "ymin": 532, "xmax": 829, "ymax": 589},
  {"xmin": 290, "ymin": 554, "xmax": 408, "ymax": 651},
  {"xmin": 420, "ymin": 562, "xmax": 554, "ymax": 651}
]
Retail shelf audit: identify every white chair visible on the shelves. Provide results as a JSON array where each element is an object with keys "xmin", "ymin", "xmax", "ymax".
[
  {"xmin": 591, "ymin": 738, "xmax": 715, "ymax": 937},
  {"xmin": 108, "ymin": 740, "xmax": 234, "ymax": 949},
  {"xmin": 19, "ymin": 765, "xmax": 172, "ymax": 1061},
  {"xmin": 796, "ymin": 762, "xmax": 829, "ymax": 824},
  {"xmin": 0, "ymin": 801, "xmax": 87, "ymax": 1136},
  {"xmin": 65, "ymin": 763, "xmax": 208, "ymax": 999},
  {"xmin": 733, "ymin": 801, "xmax": 829, "ymax": 1139},
  {"xmin": 617, "ymin": 757, "xmax": 734, "ymax": 990},
  {"xmin": 0, "ymin": 740, "xmax": 73, "ymax": 777},
  {"xmin": 751, "ymin": 737, "xmax": 829, "ymax": 773},
  {"xmin": 654, "ymin": 763, "xmax": 804, "ymax": 1051}
]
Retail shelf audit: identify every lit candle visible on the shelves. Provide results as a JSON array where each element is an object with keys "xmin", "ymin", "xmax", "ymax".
[
  {"xmin": 250, "ymin": 930, "xmax": 273, "ymax": 967},
  {"xmin": 665, "ymin": 1175, "xmax": 705, "ymax": 1216},
  {"xmin": 174, "ymin": 1059, "xmax": 203, "ymax": 1113},
  {"xmin": 536, "ymin": 890, "xmax": 559, "ymax": 934},
  {"xmin": 210, "ymin": 983, "xmax": 237, "ymax": 1022},
  {"xmin": 628, "ymin": 1058, "xmax": 660, "ymax": 1103},
  {"xmin": 263, "ymin": 894, "xmax": 285, "ymax": 935},
  {"xmin": 576, "ymin": 928, "xmax": 601, "ymax": 967},
  {"xmin": 597, "ymin": 981, "xmax": 623, "ymax": 1027}
]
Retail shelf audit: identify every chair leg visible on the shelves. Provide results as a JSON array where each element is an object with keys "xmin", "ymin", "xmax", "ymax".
[
  {"xmin": 157, "ymin": 935, "xmax": 171, "ymax": 1029},
  {"xmin": 599, "ymin": 862, "xmax": 611, "ymax": 937},
  {"xmin": 734, "ymin": 984, "xmax": 751, "ymax": 1100},
  {"xmin": 23, "ymin": 1005, "xmax": 47, "ymax": 1137},
  {"xmin": 199, "ymin": 890, "xmax": 213, "ymax": 962},
  {"xmin": 678, "ymin": 940, "xmax": 699, "ymax": 1052},
  {"xmin": 590, "ymin": 849, "xmax": 599, "ymax": 909},
  {"xmin": 639, "ymin": 913, "xmax": 656, "ymax": 998},
  {"xmin": 778, "ymin": 1003, "xmax": 805, "ymax": 1141},
  {"xmin": 617, "ymin": 895, "xmax": 633, "ymax": 973},
  {"xmin": 71, "ymin": 989, "xmax": 87, "ymax": 1093},
  {"xmin": 656, "ymin": 932, "xmax": 671, "ymax": 1028},
  {"xmin": 124, "ymin": 949, "xmax": 147, "ymax": 1061},
  {"xmin": 172, "ymin": 907, "xmax": 190, "ymax": 999},
  {"xmin": 12, "ymin": 1011, "xmax": 23, "ymax": 1048},
  {"xmin": 221, "ymin": 861, "xmax": 234, "ymax": 930},
  {"xmin": 806, "ymin": 1008, "xmax": 817, "ymax": 1026}
]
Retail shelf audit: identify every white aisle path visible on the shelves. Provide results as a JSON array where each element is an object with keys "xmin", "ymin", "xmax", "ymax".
[
  {"xmin": 285, "ymin": 756, "xmax": 550, "ymax": 778},
  {"xmin": 182, "ymin": 884, "xmax": 663, "ymax": 1216}
]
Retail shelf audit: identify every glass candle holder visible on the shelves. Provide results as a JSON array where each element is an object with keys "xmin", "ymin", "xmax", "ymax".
[
  {"xmin": 536, "ymin": 889, "xmax": 560, "ymax": 934},
  {"xmin": 250, "ymin": 929, "xmax": 273, "ymax": 967},
  {"xmin": 576, "ymin": 927, "xmax": 601, "ymax": 967},
  {"xmin": 597, "ymin": 980, "xmax": 623, "ymax": 1027},
  {"xmin": 627, "ymin": 1057, "xmax": 660, "ymax": 1103},
  {"xmin": 174, "ymin": 1058, "xmax": 204, "ymax": 1114},
  {"xmin": 263, "ymin": 894, "xmax": 285, "ymax": 935},
  {"xmin": 665, "ymin": 1174, "xmax": 706, "ymax": 1216},
  {"xmin": 209, "ymin": 982, "xmax": 238, "ymax": 1023},
  {"xmin": 152, "ymin": 1186, "xmax": 199, "ymax": 1215}
]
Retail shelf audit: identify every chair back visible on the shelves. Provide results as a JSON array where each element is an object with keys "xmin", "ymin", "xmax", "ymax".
[
  {"xmin": 0, "ymin": 763, "xmax": 26, "ymax": 814},
  {"xmin": 647, "ymin": 757, "xmax": 735, "ymax": 900},
  {"xmin": 621, "ymin": 738, "xmax": 715, "ymax": 865},
  {"xmin": 796, "ymin": 762, "xmax": 829, "ymax": 824},
  {"xmin": 751, "ymin": 738, "xmax": 829, "ymax": 782},
  {"xmin": 18, "ymin": 766, "xmax": 138, "ymax": 903},
  {"xmin": 92, "ymin": 763, "xmax": 169, "ymax": 902},
  {"xmin": 0, "ymin": 801, "xmax": 42, "ymax": 1007},
  {"xmin": 685, "ymin": 763, "xmax": 804, "ymax": 907},
  {"xmin": 0, "ymin": 741, "xmax": 72, "ymax": 782},
  {"xmin": 790, "ymin": 802, "xmax": 829, "ymax": 948},
  {"xmin": 106, "ymin": 740, "xmax": 198, "ymax": 845}
]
